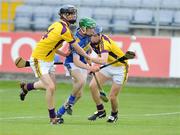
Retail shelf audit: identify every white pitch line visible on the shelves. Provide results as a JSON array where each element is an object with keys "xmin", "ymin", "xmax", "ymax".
[
  {"xmin": 120, "ymin": 112, "xmax": 180, "ymax": 117},
  {"xmin": 0, "ymin": 112, "xmax": 179, "ymax": 121},
  {"xmin": 143, "ymin": 112, "xmax": 180, "ymax": 116},
  {"xmin": 0, "ymin": 116, "xmax": 46, "ymax": 120}
]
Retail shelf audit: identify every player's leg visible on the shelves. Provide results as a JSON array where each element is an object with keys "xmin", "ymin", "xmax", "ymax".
[
  {"xmin": 19, "ymin": 58, "xmax": 48, "ymax": 101},
  {"xmin": 19, "ymin": 59, "xmax": 56, "ymax": 100},
  {"xmin": 49, "ymin": 73, "xmax": 56, "ymax": 86},
  {"xmin": 47, "ymin": 65, "xmax": 64, "ymax": 124},
  {"xmin": 19, "ymin": 79, "xmax": 47, "ymax": 101},
  {"xmin": 72, "ymin": 68, "xmax": 87, "ymax": 98},
  {"xmin": 39, "ymin": 74, "xmax": 55, "ymax": 109},
  {"xmin": 57, "ymin": 68, "xmax": 86, "ymax": 117},
  {"xmin": 65, "ymin": 85, "xmax": 84, "ymax": 115},
  {"xmin": 39, "ymin": 73, "xmax": 59, "ymax": 124},
  {"xmin": 69, "ymin": 69, "xmax": 87, "ymax": 106},
  {"xmin": 20, "ymin": 74, "xmax": 58, "ymax": 123},
  {"xmin": 88, "ymin": 72, "xmax": 109, "ymax": 121},
  {"xmin": 107, "ymin": 65, "xmax": 128, "ymax": 123},
  {"xmin": 71, "ymin": 69, "xmax": 86, "ymax": 95},
  {"xmin": 74, "ymin": 83, "xmax": 85, "ymax": 103},
  {"xmin": 20, "ymin": 59, "xmax": 59, "ymax": 124},
  {"xmin": 66, "ymin": 70, "xmax": 87, "ymax": 115},
  {"xmin": 107, "ymin": 82, "xmax": 122, "ymax": 123}
]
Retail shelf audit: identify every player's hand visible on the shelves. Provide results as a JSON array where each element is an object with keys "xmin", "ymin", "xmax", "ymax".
[
  {"xmin": 85, "ymin": 55, "xmax": 91, "ymax": 61},
  {"xmin": 88, "ymin": 65, "xmax": 99, "ymax": 73},
  {"xmin": 85, "ymin": 57, "xmax": 92, "ymax": 66}
]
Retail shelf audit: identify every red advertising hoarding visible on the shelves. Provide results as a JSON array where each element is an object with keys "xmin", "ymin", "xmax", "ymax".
[
  {"xmin": 111, "ymin": 36, "xmax": 171, "ymax": 78},
  {"xmin": 0, "ymin": 32, "xmax": 173, "ymax": 78}
]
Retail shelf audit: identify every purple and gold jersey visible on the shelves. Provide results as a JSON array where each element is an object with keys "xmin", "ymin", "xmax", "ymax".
[
  {"xmin": 31, "ymin": 20, "xmax": 75, "ymax": 62},
  {"xmin": 91, "ymin": 34, "xmax": 127, "ymax": 67}
]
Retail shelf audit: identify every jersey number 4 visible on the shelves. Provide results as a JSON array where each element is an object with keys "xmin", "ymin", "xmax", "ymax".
[{"xmin": 42, "ymin": 28, "xmax": 54, "ymax": 40}]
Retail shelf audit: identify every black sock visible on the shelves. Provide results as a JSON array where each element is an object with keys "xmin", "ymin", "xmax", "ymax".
[
  {"xmin": 48, "ymin": 108, "xmax": 56, "ymax": 119},
  {"xmin": 26, "ymin": 83, "xmax": 35, "ymax": 91},
  {"xmin": 111, "ymin": 111, "xmax": 118, "ymax": 116},
  {"xmin": 96, "ymin": 104, "xmax": 104, "ymax": 112}
]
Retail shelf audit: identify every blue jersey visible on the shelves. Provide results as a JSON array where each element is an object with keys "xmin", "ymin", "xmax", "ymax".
[{"xmin": 65, "ymin": 29, "xmax": 91, "ymax": 65}]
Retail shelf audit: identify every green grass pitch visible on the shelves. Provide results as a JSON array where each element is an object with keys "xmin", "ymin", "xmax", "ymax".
[{"xmin": 0, "ymin": 80, "xmax": 180, "ymax": 135}]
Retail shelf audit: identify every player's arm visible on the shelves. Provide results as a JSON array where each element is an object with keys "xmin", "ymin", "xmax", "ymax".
[
  {"xmin": 91, "ymin": 52, "xmax": 109, "ymax": 65},
  {"xmin": 56, "ymin": 49, "xmax": 70, "ymax": 57},
  {"xmin": 71, "ymin": 42, "xmax": 90, "ymax": 60},
  {"xmin": 73, "ymin": 54, "xmax": 90, "ymax": 70},
  {"xmin": 85, "ymin": 47, "xmax": 93, "ymax": 65},
  {"xmin": 61, "ymin": 28, "xmax": 91, "ymax": 60},
  {"xmin": 73, "ymin": 54, "xmax": 99, "ymax": 72}
]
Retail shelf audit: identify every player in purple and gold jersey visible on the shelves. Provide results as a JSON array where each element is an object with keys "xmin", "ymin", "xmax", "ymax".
[
  {"xmin": 88, "ymin": 26, "xmax": 128, "ymax": 123},
  {"xmin": 18, "ymin": 5, "xmax": 99, "ymax": 124}
]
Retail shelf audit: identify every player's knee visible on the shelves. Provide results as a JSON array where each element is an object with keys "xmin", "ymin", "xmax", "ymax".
[
  {"xmin": 77, "ymin": 79, "xmax": 85, "ymax": 89},
  {"xmin": 47, "ymin": 83, "xmax": 56, "ymax": 92}
]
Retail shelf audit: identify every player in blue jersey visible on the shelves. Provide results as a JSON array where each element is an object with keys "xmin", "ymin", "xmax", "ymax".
[{"xmin": 56, "ymin": 17, "xmax": 100, "ymax": 122}]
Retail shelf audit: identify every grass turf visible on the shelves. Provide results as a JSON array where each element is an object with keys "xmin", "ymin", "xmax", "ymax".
[{"xmin": 0, "ymin": 80, "xmax": 180, "ymax": 135}]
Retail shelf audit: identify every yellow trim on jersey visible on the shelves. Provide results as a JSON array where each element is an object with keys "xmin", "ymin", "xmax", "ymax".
[
  {"xmin": 83, "ymin": 43, "xmax": 91, "ymax": 52},
  {"xmin": 34, "ymin": 58, "xmax": 42, "ymax": 78},
  {"xmin": 75, "ymin": 37, "xmax": 91, "ymax": 54},
  {"xmin": 122, "ymin": 63, "xmax": 129, "ymax": 85}
]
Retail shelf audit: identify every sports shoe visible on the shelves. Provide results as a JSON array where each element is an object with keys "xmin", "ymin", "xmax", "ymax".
[
  {"xmin": 100, "ymin": 91, "xmax": 109, "ymax": 102},
  {"xmin": 63, "ymin": 102, "xmax": 73, "ymax": 115},
  {"xmin": 66, "ymin": 104, "xmax": 73, "ymax": 115},
  {"xmin": 88, "ymin": 110, "xmax": 106, "ymax": 121},
  {"xmin": 19, "ymin": 82, "xmax": 28, "ymax": 101},
  {"xmin": 57, "ymin": 117, "xmax": 64, "ymax": 124},
  {"xmin": 50, "ymin": 117, "xmax": 64, "ymax": 125},
  {"xmin": 107, "ymin": 115, "xmax": 118, "ymax": 123}
]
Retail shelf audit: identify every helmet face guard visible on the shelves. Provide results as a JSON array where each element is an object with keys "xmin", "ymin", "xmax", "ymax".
[
  {"xmin": 90, "ymin": 25, "xmax": 103, "ymax": 46},
  {"xmin": 59, "ymin": 5, "xmax": 77, "ymax": 24},
  {"xmin": 94, "ymin": 25, "xmax": 103, "ymax": 35}
]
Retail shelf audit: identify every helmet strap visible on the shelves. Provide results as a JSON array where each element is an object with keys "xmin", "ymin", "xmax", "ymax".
[
  {"xmin": 60, "ymin": 15, "xmax": 69, "ymax": 24},
  {"xmin": 61, "ymin": 14, "xmax": 76, "ymax": 25}
]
